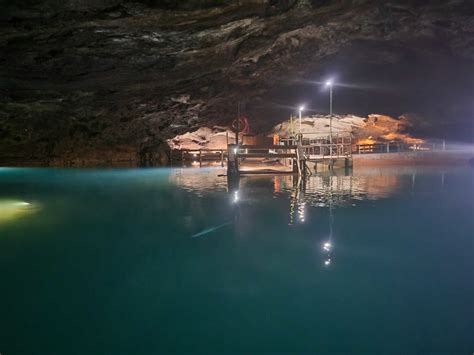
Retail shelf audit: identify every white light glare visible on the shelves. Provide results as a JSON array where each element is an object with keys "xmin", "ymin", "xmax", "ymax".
[
  {"xmin": 299, "ymin": 105, "xmax": 305, "ymax": 112},
  {"xmin": 233, "ymin": 191, "xmax": 239, "ymax": 203},
  {"xmin": 325, "ymin": 80, "xmax": 333, "ymax": 86},
  {"xmin": 298, "ymin": 204, "xmax": 305, "ymax": 222},
  {"xmin": 323, "ymin": 241, "xmax": 332, "ymax": 251},
  {"xmin": 324, "ymin": 258, "xmax": 331, "ymax": 266},
  {"xmin": 233, "ymin": 148, "xmax": 238, "ymax": 154}
]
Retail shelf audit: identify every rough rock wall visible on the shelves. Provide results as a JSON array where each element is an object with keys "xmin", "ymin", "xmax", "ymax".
[
  {"xmin": 1, "ymin": 0, "xmax": 473, "ymax": 165},
  {"xmin": 168, "ymin": 113, "xmax": 422, "ymax": 150},
  {"xmin": 270, "ymin": 113, "xmax": 424, "ymax": 144}
]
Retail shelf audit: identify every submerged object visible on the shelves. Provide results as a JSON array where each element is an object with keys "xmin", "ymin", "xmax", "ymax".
[
  {"xmin": 0, "ymin": 200, "xmax": 36, "ymax": 224},
  {"xmin": 191, "ymin": 221, "xmax": 232, "ymax": 238}
]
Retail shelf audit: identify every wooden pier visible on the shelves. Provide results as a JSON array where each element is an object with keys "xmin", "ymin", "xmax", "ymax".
[
  {"xmin": 228, "ymin": 133, "xmax": 353, "ymax": 175},
  {"xmin": 168, "ymin": 133, "xmax": 441, "ymax": 175},
  {"xmin": 169, "ymin": 149, "xmax": 226, "ymax": 167}
]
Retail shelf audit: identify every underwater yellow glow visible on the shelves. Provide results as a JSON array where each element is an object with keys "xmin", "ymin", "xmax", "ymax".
[{"xmin": 0, "ymin": 200, "xmax": 36, "ymax": 224}]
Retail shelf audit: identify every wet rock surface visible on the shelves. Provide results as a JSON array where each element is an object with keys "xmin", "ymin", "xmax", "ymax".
[{"xmin": 1, "ymin": 0, "xmax": 473, "ymax": 165}]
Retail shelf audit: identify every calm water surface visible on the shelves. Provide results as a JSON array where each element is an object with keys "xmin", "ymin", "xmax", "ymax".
[{"xmin": 0, "ymin": 166, "xmax": 473, "ymax": 354}]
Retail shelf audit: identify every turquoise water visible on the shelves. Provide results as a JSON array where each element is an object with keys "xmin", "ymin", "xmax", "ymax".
[{"xmin": 0, "ymin": 166, "xmax": 473, "ymax": 354}]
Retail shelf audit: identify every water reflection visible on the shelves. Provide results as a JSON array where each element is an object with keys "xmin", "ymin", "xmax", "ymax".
[
  {"xmin": 323, "ymin": 199, "xmax": 335, "ymax": 268},
  {"xmin": 281, "ymin": 171, "xmax": 401, "ymax": 209},
  {"xmin": 170, "ymin": 166, "xmax": 405, "ymax": 212},
  {"xmin": 169, "ymin": 168, "xmax": 228, "ymax": 196},
  {"xmin": 170, "ymin": 166, "xmax": 456, "ymax": 256}
]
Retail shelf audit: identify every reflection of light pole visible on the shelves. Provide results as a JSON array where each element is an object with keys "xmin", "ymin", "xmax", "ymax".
[
  {"xmin": 325, "ymin": 80, "xmax": 333, "ymax": 157},
  {"xmin": 298, "ymin": 105, "xmax": 305, "ymax": 134}
]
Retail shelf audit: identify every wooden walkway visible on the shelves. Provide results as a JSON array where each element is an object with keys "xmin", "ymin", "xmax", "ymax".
[
  {"xmin": 169, "ymin": 141, "xmax": 353, "ymax": 174},
  {"xmin": 169, "ymin": 149, "xmax": 226, "ymax": 167},
  {"xmin": 168, "ymin": 135, "xmax": 435, "ymax": 175}
]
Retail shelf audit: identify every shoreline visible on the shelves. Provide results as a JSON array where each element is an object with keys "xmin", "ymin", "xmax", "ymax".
[
  {"xmin": 0, "ymin": 151, "xmax": 473, "ymax": 168},
  {"xmin": 352, "ymin": 151, "xmax": 473, "ymax": 167}
]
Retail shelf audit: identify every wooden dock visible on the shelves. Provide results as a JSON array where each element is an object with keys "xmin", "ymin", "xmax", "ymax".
[
  {"xmin": 169, "ymin": 149, "xmax": 226, "ymax": 167},
  {"xmin": 168, "ymin": 134, "xmax": 439, "ymax": 175},
  {"xmin": 229, "ymin": 136, "xmax": 353, "ymax": 175}
]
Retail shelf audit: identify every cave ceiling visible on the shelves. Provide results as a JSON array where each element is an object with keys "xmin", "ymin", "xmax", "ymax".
[{"xmin": 1, "ymin": 0, "xmax": 473, "ymax": 162}]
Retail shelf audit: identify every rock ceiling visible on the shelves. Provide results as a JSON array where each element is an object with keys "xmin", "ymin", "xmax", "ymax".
[{"xmin": 1, "ymin": 0, "xmax": 473, "ymax": 164}]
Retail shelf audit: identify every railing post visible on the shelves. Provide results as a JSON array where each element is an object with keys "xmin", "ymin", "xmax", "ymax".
[
  {"xmin": 386, "ymin": 142, "xmax": 390, "ymax": 153},
  {"xmin": 199, "ymin": 150, "xmax": 202, "ymax": 167},
  {"xmin": 227, "ymin": 144, "xmax": 239, "ymax": 176},
  {"xmin": 221, "ymin": 150, "xmax": 224, "ymax": 167}
]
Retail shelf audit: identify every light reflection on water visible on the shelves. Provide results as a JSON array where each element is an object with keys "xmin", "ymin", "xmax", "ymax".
[
  {"xmin": 169, "ymin": 168, "xmax": 228, "ymax": 196},
  {"xmin": 169, "ymin": 166, "xmax": 409, "ymax": 205},
  {"xmin": 169, "ymin": 165, "xmax": 462, "ymax": 268},
  {"xmin": 169, "ymin": 166, "xmax": 456, "ymax": 207}
]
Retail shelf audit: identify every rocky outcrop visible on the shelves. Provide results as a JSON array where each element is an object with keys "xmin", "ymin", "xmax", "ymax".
[
  {"xmin": 268, "ymin": 113, "xmax": 424, "ymax": 144},
  {"xmin": 168, "ymin": 113, "xmax": 422, "ymax": 150},
  {"xmin": 1, "ymin": 0, "xmax": 473, "ymax": 165},
  {"xmin": 167, "ymin": 126, "xmax": 236, "ymax": 150}
]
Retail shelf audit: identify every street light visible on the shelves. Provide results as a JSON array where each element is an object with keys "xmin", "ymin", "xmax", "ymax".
[
  {"xmin": 325, "ymin": 80, "xmax": 333, "ymax": 116},
  {"xmin": 298, "ymin": 105, "xmax": 305, "ymax": 133}
]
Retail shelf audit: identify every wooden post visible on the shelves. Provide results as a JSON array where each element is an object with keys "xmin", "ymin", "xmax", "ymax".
[
  {"xmin": 227, "ymin": 144, "xmax": 239, "ymax": 176},
  {"xmin": 221, "ymin": 150, "xmax": 224, "ymax": 167},
  {"xmin": 236, "ymin": 102, "xmax": 240, "ymax": 146},
  {"xmin": 199, "ymin": 150, "xmax": 202, "ymax": 167}
]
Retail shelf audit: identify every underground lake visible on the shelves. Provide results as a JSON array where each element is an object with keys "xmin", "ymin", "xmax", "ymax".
[{"xmin": 0, "ymin": 166, "xmax": 473, "ymax": 354}]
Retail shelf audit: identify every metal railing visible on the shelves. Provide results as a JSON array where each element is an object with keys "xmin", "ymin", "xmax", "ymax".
[{"xmin": 169, "ymin": 149, "xmax": 226, "ymax": 167}]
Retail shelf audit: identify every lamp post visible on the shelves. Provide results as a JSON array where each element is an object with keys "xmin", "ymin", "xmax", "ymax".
[
  {"xmin": 298, "ymin": 105, "xmax": 305, "ymax": 134},
  {"xmin": 325, "ymin": 80, "xmax": 333, "ymax": 158},
  {"xmin": 325, "ymin": 80, "xmax": 333, "ymax": 115}
]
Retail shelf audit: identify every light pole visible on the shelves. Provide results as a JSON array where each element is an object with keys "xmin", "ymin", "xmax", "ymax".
[
  {"xmin": 298, "ymin": 105, "xmax": 305, "ymax": 134},
  {"xmin": 325, "ymin": 80, "xmax": 333, "ymax": 158},
  {"xmin": 326, "ymin": 80, "xmax": 333, "ymax": 115}
]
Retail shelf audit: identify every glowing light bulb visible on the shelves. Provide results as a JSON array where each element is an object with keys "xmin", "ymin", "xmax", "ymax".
[
  {"xmin": 324, "ymin": 258, "xmax": 331, "ymax": 266},
  {"xmin": 325, "ymin": 80, "xmax": 332, "ymax": 86}
]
